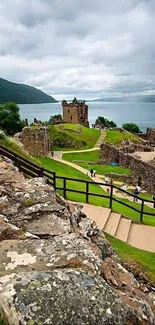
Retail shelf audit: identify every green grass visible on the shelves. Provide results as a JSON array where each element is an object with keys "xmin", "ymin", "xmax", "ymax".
[
  {"xmin": 105, "ymin": 234, "xmax": 155, "ymax": 283},
  {"xmin": 48, "ymin": 124, "xmax": 100, "ymax": 150},
  {"xmin": 38, "ymin": 157, "xmax": 110, "ymax": 206},
  {"xmin": 63, "ymin": 150, "xmax": 131, "ymax": 175},
  {"xmin": 104, "ymin": 129, "xmax": 141, "ymax": 146}
]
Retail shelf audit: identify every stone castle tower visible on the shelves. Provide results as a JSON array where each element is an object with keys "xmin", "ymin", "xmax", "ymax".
[{"xmin": 62, "ymin": 97, "xmax": 89, "ymax": 127}]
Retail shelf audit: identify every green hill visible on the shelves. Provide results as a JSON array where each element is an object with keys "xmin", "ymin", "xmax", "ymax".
[
  {"xmin": 48, "ymin": 124, "xmax": 100, "ymax": 150},
  {"xmin": 0, "ymin": 77, "xmax": 57, "ymax": 104}
]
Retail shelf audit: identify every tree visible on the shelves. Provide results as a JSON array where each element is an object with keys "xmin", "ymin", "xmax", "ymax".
[
  {"xmin": 0, "ymin": 102, "xmax": 24, "ymax": 135},
  {"xmin": 48, "ymin": 114, "xmax": 62, "ymax": 124},
  {"xmin": 42, "ymin": 114, "xmax": 63, "ymax": 126},
  {"xmin": 122, "ymin": 123, "xmax": 140, "ymax": 133},
  {"xmin": 95, "ymin": 116, "xmax": 117, "ymax": 128}
]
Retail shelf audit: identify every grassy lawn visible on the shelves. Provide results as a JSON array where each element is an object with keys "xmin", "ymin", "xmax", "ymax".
[
  {"xmin": 48, "ymin": 124, "xmax": 100, "ymax": 150},
  {"xmin": 104, "ymin": 129, "xmax": 141, "ymax": 146},
  {"xmin": 105, "ymin": 234, "xmax": 155, "ymax": 283},
  {"xmin": 38, "ymin": 157, "xmax": 110, "ymax": 206},
  {"xmin": 63, "ymin": 151, "xmax": 131, "ymax": 175}
]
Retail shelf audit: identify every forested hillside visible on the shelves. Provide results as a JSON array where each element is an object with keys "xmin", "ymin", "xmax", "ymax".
[{"xmin": 0, "ymin": 78, "xmax": 57, "ymax": 104}]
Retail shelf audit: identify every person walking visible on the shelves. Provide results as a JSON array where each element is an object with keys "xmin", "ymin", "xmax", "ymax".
[
  {"xmin": 104, "ymin": 176, "xmax": 109, "ymax": 184},
  {"xmin": 93, "ymin": 169, "xmax": 96, "ymax": 177},
  {"xmin": 133, "ymin": 187, "xmax": 139, "ymax": 202},
  {"xmin": 90, "ymin": 168, "xmax": 94, "ymax": 177},
  {"xmin": 121, "ymin": 184, "xmax": 128, "ymax": 196},
  {"xmin": 110, "ymin": 179, "xmax": 113, "ymax": 186},
  {"xmin": 152, "ymin": 193, "xmax": 155, "ymax": 208},
  {"xmin": 51, "ymin": 151, "xmax": 54, "ymax": 157}
]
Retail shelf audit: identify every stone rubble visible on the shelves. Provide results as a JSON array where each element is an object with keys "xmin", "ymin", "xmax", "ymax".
[{"xmin": 0, "ymin": 155, "xmax": 155, "ymax": 324}]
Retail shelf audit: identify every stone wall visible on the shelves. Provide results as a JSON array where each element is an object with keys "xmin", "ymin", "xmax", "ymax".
[
  {"xmin": 147, "ymin": 128, "xmax": 155, "ymax": 145},
  {"xmin": 100, "ymin": 142, "xmax": 155, "ymax": 192},
  {"xmin": 21, "ymin": 127, "xmax": 50, "ymax": 157},
  {"xmin": 62, "ymin": 97, "xmax": 89, "ymax": 127}
]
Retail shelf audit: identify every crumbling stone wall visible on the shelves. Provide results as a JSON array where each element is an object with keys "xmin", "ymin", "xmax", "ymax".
[
  {"xmin": 147, "ymin": 128, "xmax": 155, "ymax": 145},
  {"xmin": 100, "ymin": 142, "xmax": 155, "ymax": 192},
  {"xmin": 62, "ymin": 97, "xmax": 89, "ymax": 127},
  {"xmin": 21, "ymin": 127, "xmax": 50, "ymax": 157}
]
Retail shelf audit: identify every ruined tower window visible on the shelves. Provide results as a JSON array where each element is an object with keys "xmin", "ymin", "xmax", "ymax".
[
  {"xmin": 71, "ymin": 116, "xmax": 72, "ymax": 121},
  {"xmin": 68, "ymin": 109, "xmax": 70, "ymax": 113}
]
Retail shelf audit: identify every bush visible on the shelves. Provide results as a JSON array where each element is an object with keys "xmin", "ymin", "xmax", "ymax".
[
  {"xmin": 0, "ymin": 102, "xmax": 25, "ymax": 135},
  {"xmin": 95, "ymin": 116, "xmax": 117, "ymax": 128},
  {"xmin": 122, "ymin": 123, "xmax": 140, "ymax": 133},
  {"xmin": 0, "ymin": 130, "xmax": 6, "ymax": 140}
]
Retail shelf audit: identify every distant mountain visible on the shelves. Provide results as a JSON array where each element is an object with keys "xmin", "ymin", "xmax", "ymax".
[
  {"xmin": 0, "ymin": 78, "xmax": 57, "ymax": 104},
  {"xmin": 88, "ymin": 95, "xmax": 155, "ymax": 103}
]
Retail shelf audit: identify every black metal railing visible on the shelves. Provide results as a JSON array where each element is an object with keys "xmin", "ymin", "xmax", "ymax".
[{"xmin": 1, "ymin": 144, "xmax": 155, "ymax": 223}]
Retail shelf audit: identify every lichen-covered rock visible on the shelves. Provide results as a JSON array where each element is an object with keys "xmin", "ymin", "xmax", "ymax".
[
  {"xmin": 0, "ymin": 233, "xmax": 102, "ymax": 277},
  {"xmin": 0, "ymin": 155, "xmax": 155, "ymax": 324},
  {"xmin": 0, "ymin": 270, "xmax": 139, "ymax": 325}
]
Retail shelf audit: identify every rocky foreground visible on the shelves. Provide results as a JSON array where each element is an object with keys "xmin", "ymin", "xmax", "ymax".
[{"xmin": 0, "ymin": 155, "xmax": 155, "ymax": 325}]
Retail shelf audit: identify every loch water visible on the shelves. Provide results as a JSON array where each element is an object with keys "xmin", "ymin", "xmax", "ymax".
[{"xmin": 19, "ymin": 101, "xmax": 155, "ymax": 132}]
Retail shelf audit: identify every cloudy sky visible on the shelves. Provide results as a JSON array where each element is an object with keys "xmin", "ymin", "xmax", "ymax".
[{"xmin": 0, "ymin": 0, "xmax": 155, "ymax": 100}]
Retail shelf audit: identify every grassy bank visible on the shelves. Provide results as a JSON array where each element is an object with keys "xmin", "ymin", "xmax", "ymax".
[
  {"xmin": 48, "ymin": 124, "xmax": 100, "ymax": 150},
  {"xmin": 104, "ymin": 129, "xmax": 141, "ymax": 146},
  {"xmin": 0, "ymin": 136, "xmax": 41, "ymax": 166},
  {"xmin": 63, "ymin": 150, "xmax": 131, "ymax": 175},
  {"xmin": 105, "ymin": 234, "xmax": 155, "ymax": 283}
]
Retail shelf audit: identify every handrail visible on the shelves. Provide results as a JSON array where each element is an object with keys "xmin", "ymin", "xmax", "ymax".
[{"xmin": 0, "ymin": 144, "xmax": 155, "ymax": 222}]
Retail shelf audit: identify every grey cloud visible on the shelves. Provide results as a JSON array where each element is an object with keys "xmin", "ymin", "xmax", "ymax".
[{"xmin": 0, "ymin": 0, "xmax": 155, "ymax": 99}]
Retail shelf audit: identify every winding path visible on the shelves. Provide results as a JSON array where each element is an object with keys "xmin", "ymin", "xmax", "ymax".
[{"xmin": 52, "ymin": 156, "xmax": 154, "ymax": 209}]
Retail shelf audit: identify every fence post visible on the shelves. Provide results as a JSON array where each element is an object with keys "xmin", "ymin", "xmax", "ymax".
[
  {"xmin": 140, "ymin": 200, "xmax": 144, "ymax": 222},
  {"xmin": 109, "ymin": 185, "xmax": 113, "ymax": 209},
  {"xmin": 86, "ymin": 182, "xmax": 89, "ymax": 203},
  {"xmin": 53, "ymin": 172, "xmax": 56, "ymax": 190},
  {"xmin": 38, "ymin": 167, "xmax": 44, "ymax": 177},
  {"xmin": 63, "ymin": 178, "xmax": 67, "ymax": 199}
]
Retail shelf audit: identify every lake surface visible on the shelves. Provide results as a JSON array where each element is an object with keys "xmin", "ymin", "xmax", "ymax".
[{"xmin": 19, "ymin": 102, "xmax": 155, "ymax": 132}]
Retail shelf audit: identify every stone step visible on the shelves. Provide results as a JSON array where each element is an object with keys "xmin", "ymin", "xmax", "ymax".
[
  {"xmin": 127, "ymin": 224, "xmax": 155, "ymax": 252},
  {"xmin": 115, "ymin": 218, "xmax": 132, "ymax": 242},
  {"xmin": 103, "ymin": 212, "xmax": 121, "ymax": 236},
  {"xmin": 81, "ymin": 204, "xmax": 111, "ymax": 230}
]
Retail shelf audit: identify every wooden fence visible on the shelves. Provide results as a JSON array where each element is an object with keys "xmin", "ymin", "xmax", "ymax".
[{"xmin": 0, "ymin": 144, "xmax": 155, "ymax": 222}]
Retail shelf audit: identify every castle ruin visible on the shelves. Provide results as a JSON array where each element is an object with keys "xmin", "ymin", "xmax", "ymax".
[
  {"xmin": 21, "ymin": 127, "xmax": 50, "ymax": 157},
  {"xmin": 62, "ymin": 97, "xmax": 89, "ymax": 127}
]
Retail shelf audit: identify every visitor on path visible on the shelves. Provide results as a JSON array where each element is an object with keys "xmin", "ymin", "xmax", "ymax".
[
  {"xmin": 51, "ymin": 151, "xmax": 54, "ymax": 157},
  {"xmin": 121, "ymin": 184, "xmax": 128, "ymax": 196},
  {"xmin": 152, "ymin": 193, "xmax": 155, "ymax": 208},
  {"xmin": 136, "ymin": 185, "xmax": 141, "ymax": 194},
  {"xmin": 107, "ymin": 187, "xmax": 110, "ymax": 194},
  {"xmin": 93, "ymin": 169, "xmax": 96, "ymax": 177},
  {"xmin": 90, "ymin": 168, "xmax": 94, "ymax": 177},
  {"xmin": 110, "ymin": 179, "xmax": 113, "ymax": 186},
  {"xmin": 133, "ymin": 187, "xmax": 139, "ymax": 202},
  {"xmin": 104, "ymin": 176, "xmax": 109, "ymax": 184}
]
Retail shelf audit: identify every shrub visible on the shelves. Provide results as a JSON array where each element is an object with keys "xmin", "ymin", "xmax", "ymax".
[
  {"xmin": 95, "ymin": 116, "xmax": 117, "ymax": 128},
  {"xmin": 122, "ymin": 123, "xmax": 140, "ymax": 133}
]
